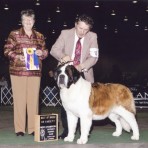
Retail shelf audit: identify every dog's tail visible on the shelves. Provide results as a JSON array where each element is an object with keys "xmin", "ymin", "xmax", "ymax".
[{"xmin": 120, "ymin": 117, "xmax": 131, "ymax": 132}]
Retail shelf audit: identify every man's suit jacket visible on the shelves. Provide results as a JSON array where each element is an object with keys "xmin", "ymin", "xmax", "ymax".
[{"xmin": 50, "ymin": 28, "xmax": 99, "ymax": 83}]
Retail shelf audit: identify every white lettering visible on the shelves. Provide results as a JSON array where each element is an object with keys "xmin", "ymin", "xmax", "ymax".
[{"xmin": 137, "ymin": 93, "xmax": 143, "ymax": 98}]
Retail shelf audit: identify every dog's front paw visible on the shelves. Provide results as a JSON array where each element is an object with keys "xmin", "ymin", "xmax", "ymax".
[
  {"xmin": 64, "ymin": 135, "xmax": 74, "ymax": 142},
  {"xmin": 77, "ymin": 138, "xmax": 88, "ymax": 144},
  {"xmin": 131, "ymin": 135, "xmax": 139, "ymax": 140},
  {"xmin": 112, "ymin": 131, "xmax": 121, "ymax": 137}
]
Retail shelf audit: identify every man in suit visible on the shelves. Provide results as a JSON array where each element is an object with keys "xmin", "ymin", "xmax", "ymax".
[{"xmin": 50, "ymin": 14, "xmax": 99, "ymax": 139}]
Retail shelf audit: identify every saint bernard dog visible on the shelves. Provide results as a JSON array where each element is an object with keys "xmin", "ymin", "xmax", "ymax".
[{"xmin": 53, "ymin": 62, "xmax": 139, "ymax": 144}]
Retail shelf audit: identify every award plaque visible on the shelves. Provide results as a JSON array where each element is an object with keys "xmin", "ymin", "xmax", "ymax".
[
  {"xmin": 35, "ymin": 114, "xmax": 58, "ymax": 142},
  {"xmin": 23, "ymin": 48, "xmax": 39, "ymax": 70}
]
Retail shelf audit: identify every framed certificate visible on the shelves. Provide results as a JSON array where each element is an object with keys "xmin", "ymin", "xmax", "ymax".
[{"xmin": 23, "ymin": 48, "xmax": 39, "ymax": 70}]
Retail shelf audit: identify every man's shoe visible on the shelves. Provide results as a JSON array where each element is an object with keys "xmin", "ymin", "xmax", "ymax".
[
  {"xmin": 58, "ymin": 132, "xmax": 68, "ymax": 139},
  {"xmin": 16, "ymin": 132, "xmax": 24, "ymax": 136}
]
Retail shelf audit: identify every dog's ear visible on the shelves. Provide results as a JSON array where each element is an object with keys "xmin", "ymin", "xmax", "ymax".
[
  {"xmin": 72, "ymin": 66, "xmax": 81, "ymax": 83},
  {"xmin": 66, "ymin": 65, "xmax": 80, "ymax": 84}
]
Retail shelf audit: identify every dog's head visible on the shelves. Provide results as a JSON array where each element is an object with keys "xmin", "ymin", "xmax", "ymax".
[{"xmin": 54, "ymin": 62, "xmax": 81, "ymax": 89}]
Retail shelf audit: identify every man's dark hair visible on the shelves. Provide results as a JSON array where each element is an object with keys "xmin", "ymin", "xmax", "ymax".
[
  {"xmin": 75, "ymin": 14, "xmax": 94, "ymax": 29},
  {"xmin": 21, "ymin": 9, "xmax": 35, "ymax": 20}
]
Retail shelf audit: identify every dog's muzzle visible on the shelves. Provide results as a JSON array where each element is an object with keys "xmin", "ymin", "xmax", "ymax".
[{"xmin": 58, "ymin": 74, "xmax": 65, "ymax": 85}]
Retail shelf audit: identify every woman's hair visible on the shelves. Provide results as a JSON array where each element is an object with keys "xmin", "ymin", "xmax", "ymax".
[
  {"xmin": 21, "ymin": 9, "xmax": 35, "ymax": 20},
  {"xmin": 75, "ymin": 14, "xmax": 94, "ymax": 29}
]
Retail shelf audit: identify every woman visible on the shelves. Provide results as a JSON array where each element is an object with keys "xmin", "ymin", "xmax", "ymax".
[{"xmin": 4, "ymin": 9, "xmax": 48, "ymax": 136}]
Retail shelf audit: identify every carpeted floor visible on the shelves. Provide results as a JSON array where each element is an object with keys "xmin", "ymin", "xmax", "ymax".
[{"xmin": 0, "ymin": 106, "xmax": 148, "ymax": 148}]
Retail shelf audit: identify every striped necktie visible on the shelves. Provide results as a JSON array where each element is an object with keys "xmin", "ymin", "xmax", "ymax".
[{"xmin": 73, "ymin": 38, "xmax": 81, "ymax": 65}]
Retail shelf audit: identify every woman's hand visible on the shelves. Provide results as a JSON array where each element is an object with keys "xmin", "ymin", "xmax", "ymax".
[
  {"xmin": 35, "ymin": 50, "xmax": 43, "ymax": 56},
  {"xmin": 15, "ymin": 55, "xmax": 25, "ymax": 61}
]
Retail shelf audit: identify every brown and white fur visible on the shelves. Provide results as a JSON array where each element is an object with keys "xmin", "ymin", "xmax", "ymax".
[{"xmin": 53, "ymin": 62, "xmax": 139, "ymax": 144}]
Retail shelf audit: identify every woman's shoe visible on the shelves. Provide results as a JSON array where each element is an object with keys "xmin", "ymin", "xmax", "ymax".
[
  {"xmin": 16, "ymin": 132, "xmax": 24, "ymax": 136},
  {"xmin": 30, "ymin": 132, "xmax": 34, "ymax": 136}
]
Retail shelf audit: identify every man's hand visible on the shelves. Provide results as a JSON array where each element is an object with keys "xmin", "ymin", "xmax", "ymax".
[{"xmin": 61, "ymin": 55, "xmax": 71, "ymax": 63}]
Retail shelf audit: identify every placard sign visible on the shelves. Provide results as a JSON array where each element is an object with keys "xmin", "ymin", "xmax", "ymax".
[
  {"xmin": 134, "ymin": 92, "xmax": 148, "ymax": 108},
  {"xmin": 130, "ymin": 86, "xmax": 148, "ymax": 108},
  {"xmin": 35, "ymin": 114, "xmax": 58, "ymax": 142}
]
